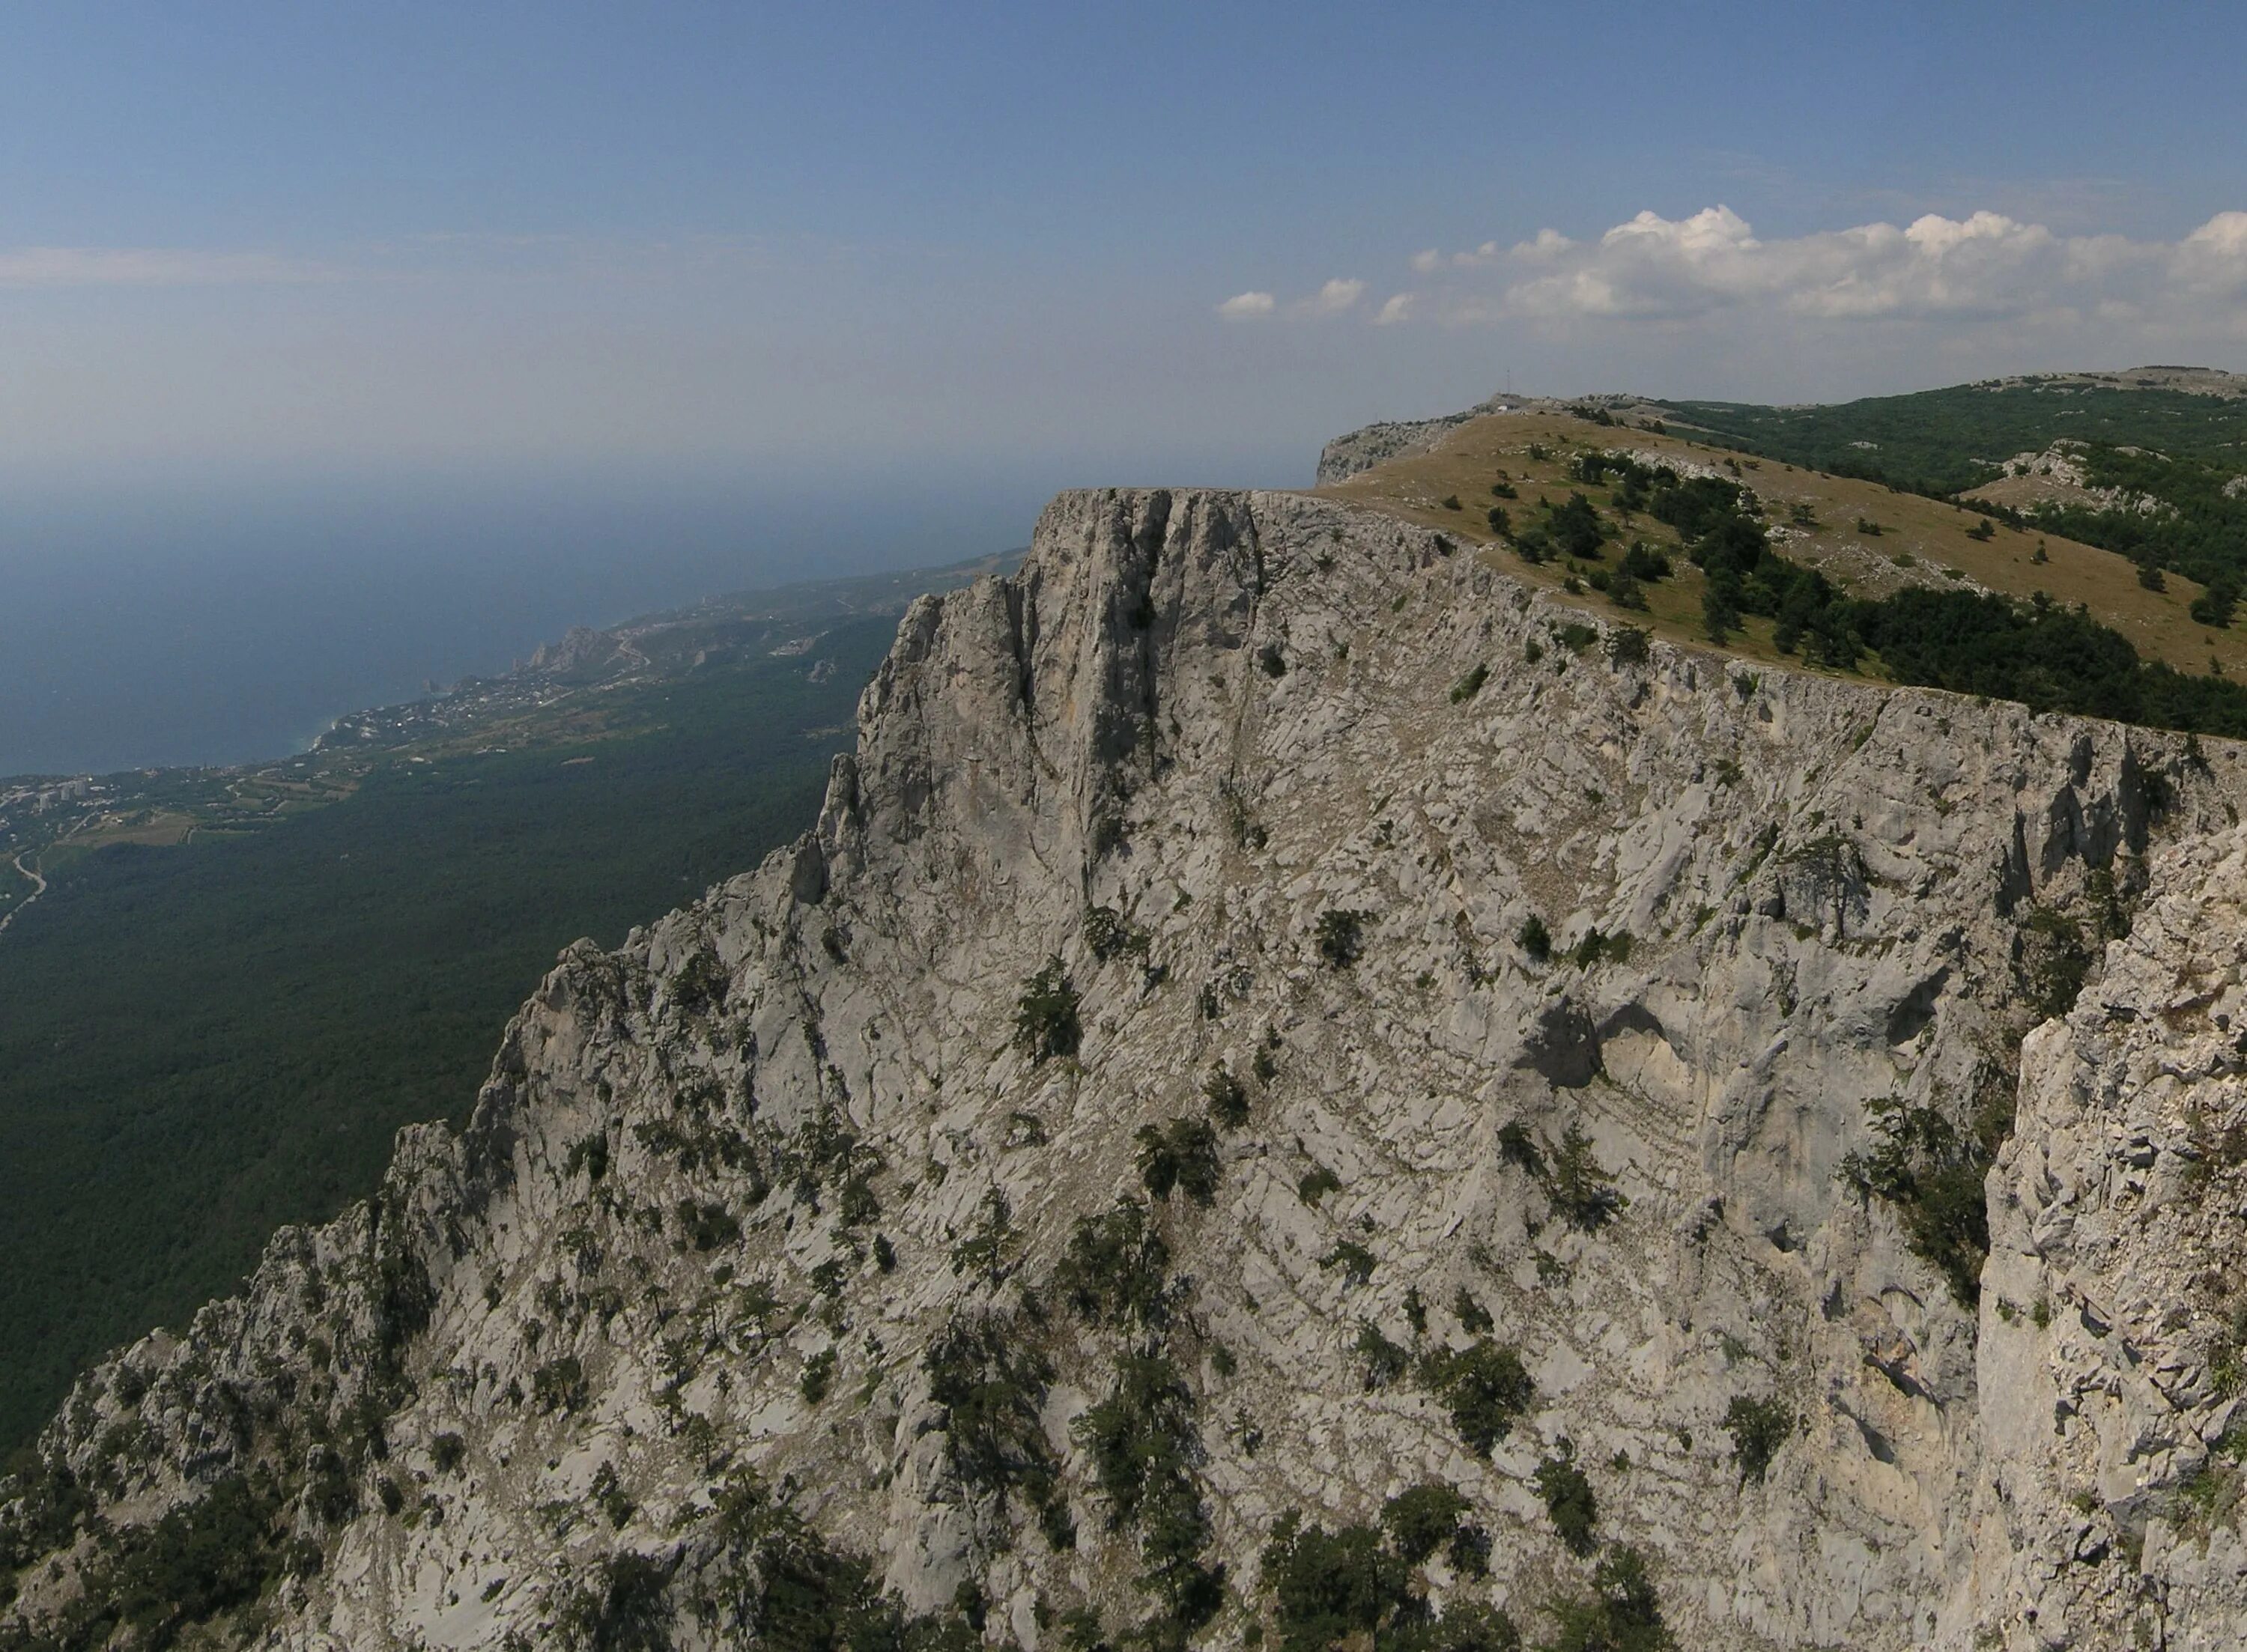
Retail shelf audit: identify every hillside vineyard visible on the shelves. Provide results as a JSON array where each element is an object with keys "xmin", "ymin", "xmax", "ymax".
[{"xmin": 13, "ymin": 487, "xmax": 2247, "ymax": 1649}]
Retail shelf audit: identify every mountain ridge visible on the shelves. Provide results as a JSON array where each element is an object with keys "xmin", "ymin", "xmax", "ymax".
[
  {"xmin": 13, "ymin": 482, "xmax": 2247, "ymax": 1646},
  {"xmin": 1317, "ymin": 366, "xmax": 2247, "ymax": 490}
]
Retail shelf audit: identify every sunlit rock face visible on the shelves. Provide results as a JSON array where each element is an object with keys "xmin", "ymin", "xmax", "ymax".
[{"xmin": 8, "ymin": 485, "xmax": 2243, "ymax": 1651}]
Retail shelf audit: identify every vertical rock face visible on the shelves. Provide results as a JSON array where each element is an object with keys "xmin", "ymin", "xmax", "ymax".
[
  {"xmin": 1982, "ymin": 829, "xmax": 2247, "ymax": 1651},
  {"xmin": 5, "ymin": 487, "xmax": 2245, "ymax": 1649}
]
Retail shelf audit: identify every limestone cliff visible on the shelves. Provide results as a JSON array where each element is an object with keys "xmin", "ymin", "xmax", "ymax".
[{"xmin": 6, "ymin": 486, "xmax": 2244, "ymax": 1650}]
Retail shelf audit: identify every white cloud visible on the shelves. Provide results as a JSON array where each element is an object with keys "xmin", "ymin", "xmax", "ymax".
[
  {"xmin": 1413, "ymin": 241, "xmax": 1508, "ymax": 273},
  {"xmin": 0, "ymin": 246, "xmax": 334, "ymax": 288},
  {"xmin": 1297, "ymin": 277, "xmax": 1365, "ymax": 316},
  {"xmin": 2173, "ymin": 211, "xmax": 2247, "ymax": 297},
  {"xmin": 1223, "ymin": 278, "xmax": 1368, "ymax": 321},
  {"xmin": 1387, "ymin": 206, "xmax": 2247, "ymax": 333},
  {"xmin": 1374, "ymin": 293, "xmax": 1414, "ymax": 326},
  {"xmin": 1511, "ymin": 228, "xmax": 1574, "ymax": 261}
]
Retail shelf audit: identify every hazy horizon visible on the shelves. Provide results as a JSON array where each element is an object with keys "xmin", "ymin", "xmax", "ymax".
[
  {"xmin": 7, "ymin": 349, "xmax": 2234, "ymax": 777},
  {"xmin": 0, "ymin": 449, "xmax": 1323, "ymax": 779},
  {"xmin": 3, "ymin": 2, "xmax": 2242, "ymax": 772}
]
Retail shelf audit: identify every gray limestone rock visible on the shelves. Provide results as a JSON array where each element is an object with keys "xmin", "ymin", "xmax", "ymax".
[{"xmin": 9, "ymin": 486, "xmax": 2247, "ymax": 1649}]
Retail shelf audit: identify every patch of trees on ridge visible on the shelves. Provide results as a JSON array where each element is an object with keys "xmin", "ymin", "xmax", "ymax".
[{"xmin": 1505, "ymin": 452, "xmax": 2247, "ymax": 740}]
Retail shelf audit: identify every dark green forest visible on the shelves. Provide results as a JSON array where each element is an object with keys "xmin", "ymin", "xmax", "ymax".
[
  {"xmin": 1658, "ymin": 380, "xmax": 2247, "ymax": 601},
  {"xmin": 1538, "ymin": 452, "xmax": 2247, "ymax": 738},
  {"xmin": 1661, "ymin": 381, "xmax": 2247, "ymax": 496},
  {"xmin": 2022, "ymin": 444, "xmax": 2247, "ymax": 599},
  {"xmin": 0, "ymin": 618, "xmax": 894, "ymax": 1450}
]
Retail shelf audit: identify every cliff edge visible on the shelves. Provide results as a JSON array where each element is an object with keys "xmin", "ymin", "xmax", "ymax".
[{"xmin": 6, "ymin": 487, "xmax": 2246, "ymax": 1650}]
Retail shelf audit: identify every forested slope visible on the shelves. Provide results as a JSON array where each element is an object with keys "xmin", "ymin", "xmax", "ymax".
[{"xmin": 0, "ymin": 617, "xmax": 895, "ymax": 1451}]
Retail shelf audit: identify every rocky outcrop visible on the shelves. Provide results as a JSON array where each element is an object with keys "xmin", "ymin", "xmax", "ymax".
[
  {"xmin": 1979, "ymin": 822, "xmax": 2247, "ymax": 1649},
  {"xmin": 1317, "ymin": 395, "xmax": 1658, "ymax": 482},
  {"xmin": 528, "ymin": 625, "xmax": 634, "ymax": 681},
  {"xmin": 6, "ymin": 486, "xmax": 2246, "ymax": 1649},
  {"xmin": 1315, "ymin": 410, "xmax": 1494, "ymax": 482}
]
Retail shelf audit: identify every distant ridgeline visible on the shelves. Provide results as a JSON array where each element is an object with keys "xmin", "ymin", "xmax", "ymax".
[
  {"xmin": 1656, "ymin": 374, "xmax": 2247, "ymax": 612},
  {"xmin": 1523, "ymin": 447, "xmax": 2247, "ymax": 740}
]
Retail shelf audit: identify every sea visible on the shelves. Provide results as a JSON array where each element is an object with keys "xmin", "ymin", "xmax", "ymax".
[{"xmin": 0, "ymin": 464, "xmax": 1054, "ymax": 779}]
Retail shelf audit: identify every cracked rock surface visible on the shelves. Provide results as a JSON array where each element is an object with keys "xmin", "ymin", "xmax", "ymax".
[{"xmin": 7, "ymin": 486, "xmax": 2247, "ymax": 1649}]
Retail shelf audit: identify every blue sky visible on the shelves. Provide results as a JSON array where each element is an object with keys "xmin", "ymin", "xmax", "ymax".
[{"xmin": 2, "ymin": 1, "xmax": 2243, "ymax": 497}]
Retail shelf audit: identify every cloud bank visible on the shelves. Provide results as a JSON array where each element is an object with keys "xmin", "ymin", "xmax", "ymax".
[{"xmin": 1234, "ymin": 207, "xmax": 2247, "ymax": 340}]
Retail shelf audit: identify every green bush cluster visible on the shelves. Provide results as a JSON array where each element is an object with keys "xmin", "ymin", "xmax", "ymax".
[
  {"xmin": 1074, "ymin": 1352, "xmax": 1223, "ymax": 1631},
  {"xmin": 1544, "ymin": 492, "xmax": 1610, "ymax": 561},
  {"xmin": 1315, "ymin": 908, "xmax": 1368, "ymax": 969},
  {"xmin": 675, "ymin": 1199, "xmax": 740, "ymax": 1252},
  {"xmin": 554, "ymin": 1549, "xmax": 676, "ymax": 1651},
  {"xmin": 669, "ymin": 945, "xmax": 730, "ymax": 1018},
  {"xmin": 799, "ymin": 1348, "xmax": 837, "ymax": 1406},
  {"xmin": 1321, "ymin": 1241, "xmax": 1377, "ymax": 1287},
  {"xmin": 1517, "ymin": 915, "xmax": 1553, "ymax": 963},
  {"xmin": 1135, "ymin": 1117, "xmax": 1222, "ymax": 1206},
  {"xmin": 1497, "ymin": 1120, "xmax": 1544, "ymax": 1176},
  {"xmin": 1054, "ymin": 1200, "xmax": 1173, "ymax": 1330},
  {"xmin": 1297, "ymin": 1164, "xmax": 1343, "ymax": 1204},
  {"xmin": 1494, "ymin": 1118, "xmax": 1629, "ymax": 1230},
  {"xmin": 923, "ymin": 1311, "xmax": 1064, "ymax": 1539},
  {"xmin": 1839, "ymin": 1087, "xmax": 2011, "ymax": 1305},
  {"xmin": 1569, "ymin": 929, "xmax": 1633, "ymax": 969},
  {"xmin": 1202, "ymin": 1063, "xmax": 1250, "ymax": 1129},
  {"xmin": 1355, "ymin": 1321, "xmax": 1411, "ymax": 1390},
  {"xmin": 1546, "ymin": 1126, "xmax": 1628, "ymax": 1232},
  {"xmin": 1083, "ymin": 905, "xmax": 1150, "ymax": 963},
  {"xmin": 1013, "ymin": 958, "xmax": 1082, "ymax": 1063},
  {"xmin": 532, "ymin": 1355, "xmax": 587, "ymax": 1415},
  {"xmin": 2020, "ymin": 905, "xmax": 2093, "ymax": 1018},
  {"xmin": 1541, "ymin": 1543, "xmax": 1670, "ymax": 1652},
  {"xmin": 1723, "ymin": 1394, "xmax": 1794, "ymax": 1485},
  {"xmin": 770, "ymin": 1096, "xmax": 879, "ymax": 1210},
  {"xmin": 1606, "ymin": 625, "xmax": 1651, "ymax": 666},
  {"xmin": 1534, "ymin": 1444, "xmax": 1599, "ymax": 1555},
  {"xmin": 1453, "ymin": 1288, "xmax": 1495, "ymax": 1335},
  {"xmin": 562, "ymin": 1132, "xmax": 610, "ymax": 1185},
  {"xmin": 947, "ymin": 1188, "xmax": 1019, "ymax": 1288},
  {"xmin": 1420, "ymin": 1338, "xmax": 1537, "ymax": 1457},
  {"xmin": 703, "ymin": 1467, "xmax": 978, "ymax": 1649},
  {"xmin": 1257, "ymin": 1494, "xmax": 1514, "ymax": 1652}
]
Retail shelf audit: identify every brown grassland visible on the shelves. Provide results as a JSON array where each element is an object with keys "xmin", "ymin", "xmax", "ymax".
[{"xmin": 1317, "ymin": 408, "xmax": 2247, "ymax": 681}]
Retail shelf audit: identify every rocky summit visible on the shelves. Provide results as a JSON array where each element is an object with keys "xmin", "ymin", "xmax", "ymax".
[{"xmin": 11, "ymin": 484, "xmax": 2247, "ymax": 1650}]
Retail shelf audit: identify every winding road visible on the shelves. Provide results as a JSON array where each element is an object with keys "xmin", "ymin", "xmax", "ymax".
[{"xmin": 0, "ymin": 851, "xmax": 46, "ymax": 935}]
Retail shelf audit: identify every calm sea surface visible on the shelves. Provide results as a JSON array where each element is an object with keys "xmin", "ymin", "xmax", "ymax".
[{"xmin": 0, "ymin": 466, "xmax": 1043, "ymax": 777}]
